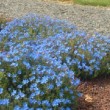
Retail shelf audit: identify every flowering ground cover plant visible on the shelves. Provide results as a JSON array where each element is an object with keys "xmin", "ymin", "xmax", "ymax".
[
  {"xmin": 65, "ymin": 34, "xmax": 110, "ymax": 78},
  {"xmin": 0, "ymin": 14, "xmax": 110, "ymax": 109},
  {"xmin": 0, "ymin": 14, "xmax": 80, "ymax": 109}
]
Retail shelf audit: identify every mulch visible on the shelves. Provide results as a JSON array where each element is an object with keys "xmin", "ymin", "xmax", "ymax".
[{"xmin": 77, "ymin": 76, "xmax": 110, "ymax": 110}]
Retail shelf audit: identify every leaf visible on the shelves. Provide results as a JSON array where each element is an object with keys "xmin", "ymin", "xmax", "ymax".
[{"xmin": 85, "ymin": 94, "xmax": 93, "ymax": 103}]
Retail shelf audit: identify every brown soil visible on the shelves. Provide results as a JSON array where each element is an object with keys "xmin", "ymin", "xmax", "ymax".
[{"xmin": 77, "ymin": 76, "xmax": 110, "ymax": 110}]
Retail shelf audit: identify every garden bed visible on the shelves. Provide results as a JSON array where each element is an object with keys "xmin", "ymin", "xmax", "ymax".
[{"xmin": 0, "ymin": 1, "xmax": 110, "ymax": 109}]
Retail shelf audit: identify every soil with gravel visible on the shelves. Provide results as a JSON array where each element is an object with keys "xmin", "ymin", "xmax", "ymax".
[
  {"xmin": 0, "ymin": 0, "xmax": 110, "ymax": 110},
  {"xmin": 0, "ymin": 0, "xmax": 110, "ymax": 36}
]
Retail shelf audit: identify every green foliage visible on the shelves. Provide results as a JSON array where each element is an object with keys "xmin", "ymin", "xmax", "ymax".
[
  {"xmin": 74, "ymin": 0, "xmax": 110, "ymax": 6},
  {"xmin": 0, "ymin": 14, "xmax": 110, "ymax": 109},
  {"xmin": 0, "ymin": 16, "xmax": 9, "ymax": 30},
  {"xmin": 0, "ymin": 14, "xmax": 80, "ymax": 109}
]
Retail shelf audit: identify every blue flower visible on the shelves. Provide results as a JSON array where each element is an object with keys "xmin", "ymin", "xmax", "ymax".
[
  {"xmin": 22, "ymin": 79, "xmax": 29, "ymax": 85},
  {"xmin": 47, "ymin": 84, "xmax": 54, "ymax": 90},
  {"xmin": 0, "ymin": 99, "xmax": 9, "ymax": 105},
  {"xmin": 11, "ymin": 90, "xmax": 17, "ymax": 96},
  {"xmin": 52, "ymin": 99, "xmax": 61, "ymax": 107},
  {"xmin": 17, "ymin": 70, "xmax": 21, "ymax": 75},
  {"xmin": 0, "ymin": 88, "xmax": 3, "ymax": 94},
  {"xmin": 41, "ymin": 76, "xmax": 49, "ymax": 84},
  {"xmin": 14, "ymin": 105, "xmax": 20, "ymax": 110},
  {"xmin": 42, "ymin": 100, "xmax": 50, "ymax": 106},
  {"xmin": 7, "ymin": 73, "xmax": 11, "ymax": 77},
  {"xmin": 17, "ymin": 84, "xmax": 23, "ymax": 89},
  {"xmin": 29, "ymin": 76, "xmax": 35, "ymax": 82},
  {"xmin": 18, "ymin": 91, "xmax": 25, "ymax": 98},
  {"xmin": 23, "ymin": 61, "xmax": 31, "ymax": 69},
  {"xmin": 10, "ymin": 62, "xmax": 18, "ymax": 67}
]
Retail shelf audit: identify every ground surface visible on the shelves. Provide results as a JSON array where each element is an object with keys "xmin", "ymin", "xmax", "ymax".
[
  {"xmin": 0, "ymin": 0, "xmax": 110, "ymax": 36},
  {"xmin": 77, "ymin": 76, "xmax": 110, "ymax": 110}
]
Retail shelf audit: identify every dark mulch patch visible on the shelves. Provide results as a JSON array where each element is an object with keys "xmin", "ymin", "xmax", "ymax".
[{"xmin": 77, "ymin": 75, "xmax": 110, "ymax": 110}]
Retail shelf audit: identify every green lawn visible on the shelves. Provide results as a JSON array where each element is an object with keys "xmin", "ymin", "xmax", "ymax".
[
  {"xmin": 74, "ymin": 0, "xmax": 110, "ymax": 6},
  {"xmin": 55, "ymin": 0, "xmax": 110, "ymax": 6}
]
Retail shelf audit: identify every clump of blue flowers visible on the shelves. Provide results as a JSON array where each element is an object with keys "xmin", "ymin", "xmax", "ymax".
[
  {"xmin": 0, "ymin": 14, "xmax": 80, "ymax": 109},
  {"xmin": 65, "ymin": 33, "xmax": 110, "ymax": 78},
  {"xmin": 0, "ymin": 14, "xmax": 110, "ymax": 109}
]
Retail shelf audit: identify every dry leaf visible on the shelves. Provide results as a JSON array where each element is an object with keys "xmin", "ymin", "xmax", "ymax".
[{"xmin": 85, "ymin": 94, "xmax": 93, "ymax": 103}]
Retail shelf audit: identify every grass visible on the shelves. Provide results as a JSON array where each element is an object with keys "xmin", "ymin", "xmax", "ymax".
[
  {"xmin": 57, "ymin": 0, "xmax": 110, "ymax": 6},
  {"xmin": 74, "ymin": 0, "xmax": 110, "ymax": 6}
]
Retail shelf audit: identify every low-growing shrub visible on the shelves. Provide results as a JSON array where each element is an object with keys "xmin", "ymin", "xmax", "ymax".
[
  {"xmin": 37, "ymin": 31, "xmax": 110, "ymax": 79},
  {"xmin": 0, "ymin": 14, "xmax": 110, "ymax": 109},
  {"xmin": 0, "ymin": 43, "xmax": 79, "ymax": 109},
  {"xmin": 0, "ymin": 14, "xmax": 80, "ymax": 109},
  {"xmin": 65, "ymin": 34, "xmax": 110, "ymax": 79}
]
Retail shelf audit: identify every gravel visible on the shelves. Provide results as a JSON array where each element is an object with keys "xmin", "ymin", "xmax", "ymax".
[{"xmin": 0, "ymin": 0, "xmax": 110, "ymax": 36}]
